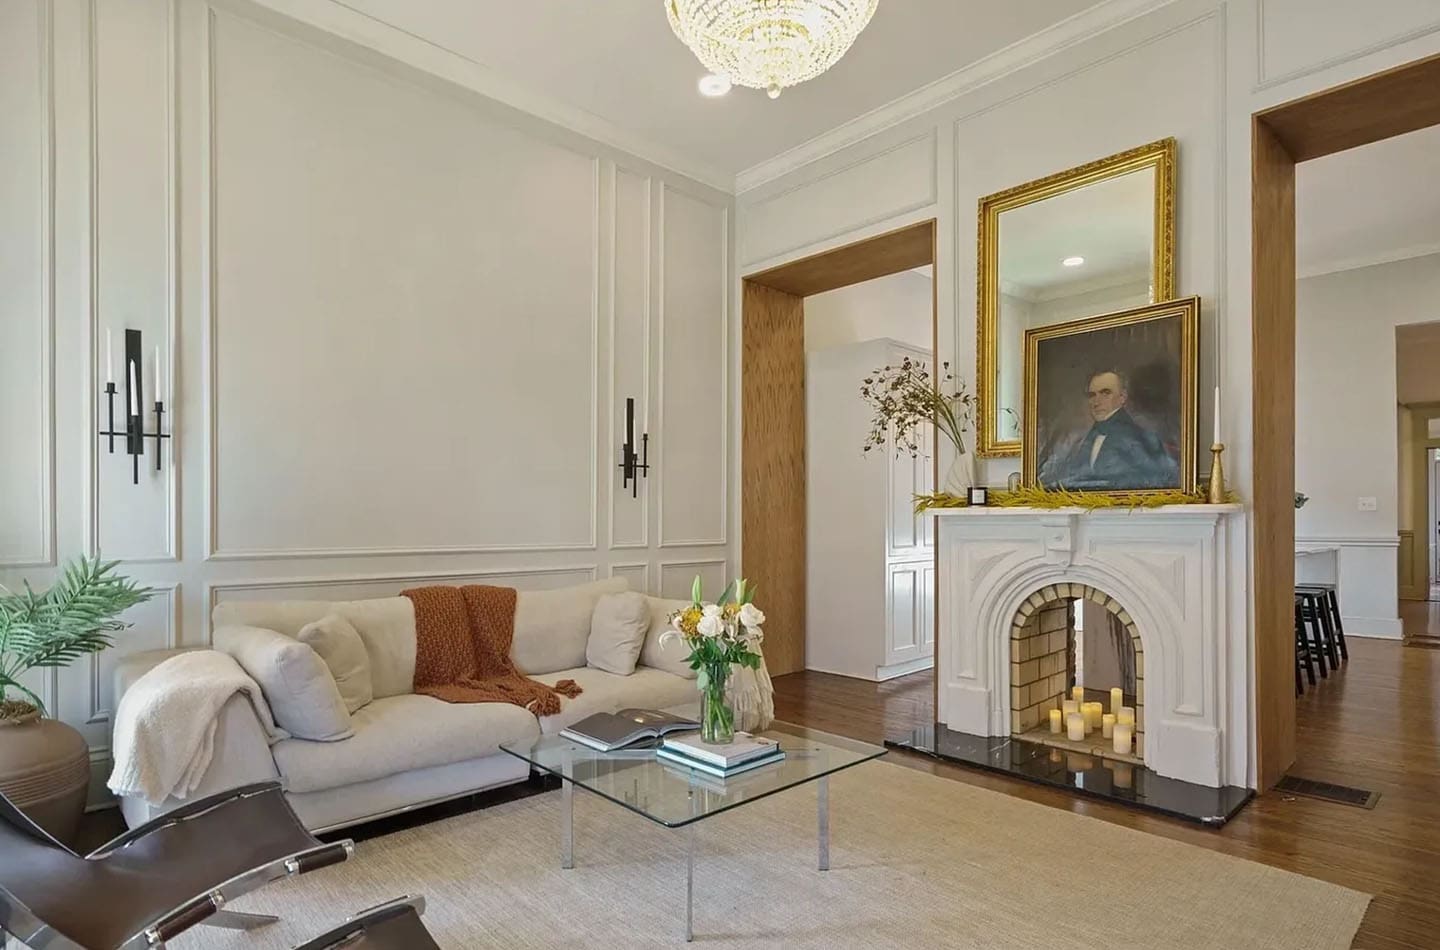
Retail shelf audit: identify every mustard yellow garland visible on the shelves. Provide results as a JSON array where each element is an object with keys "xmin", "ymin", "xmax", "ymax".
[{"xmin": 914, "ymin": 484, "xmax": 1240, "ymax": 513}]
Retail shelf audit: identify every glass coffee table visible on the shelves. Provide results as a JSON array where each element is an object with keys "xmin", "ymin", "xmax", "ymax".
[{"xmin": 501, "ymin": 717, "xmax": 885, "ymax": 942}]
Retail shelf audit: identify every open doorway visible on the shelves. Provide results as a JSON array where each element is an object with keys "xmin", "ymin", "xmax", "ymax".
[
  {"xmin": 740, "ymin": 220, "xmax": 936, "ymax": 678},
  {"xmin": 1252, "ymin": 51, "xmax": 1440, "ymax": 787}
]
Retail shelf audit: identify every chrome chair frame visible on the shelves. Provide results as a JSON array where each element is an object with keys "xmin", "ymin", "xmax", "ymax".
[{"xmin": 0, "ymin": 782, "xmax": 353, "ymax": 950}]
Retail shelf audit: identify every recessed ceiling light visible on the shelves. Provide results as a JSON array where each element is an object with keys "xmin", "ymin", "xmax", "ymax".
[
  {"xmin": 1062, "ymin": 256, "xmax": 1085, "ymax": 267},
  {"xmin": 698, "ymin": 74, "xmax": 733, "ymax": 97}
]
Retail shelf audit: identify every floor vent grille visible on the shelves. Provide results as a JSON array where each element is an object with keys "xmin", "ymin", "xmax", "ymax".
[{"xmin": 1276, "ymin": 775, "xmax": 1379, "ymax": 809}]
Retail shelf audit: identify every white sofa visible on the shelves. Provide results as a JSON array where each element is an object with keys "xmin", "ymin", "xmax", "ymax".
[{"xmin": 112, "ymin": 578, "xmax": 698, "ymax": 833}]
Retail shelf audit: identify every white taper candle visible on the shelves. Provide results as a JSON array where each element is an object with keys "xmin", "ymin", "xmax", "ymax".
[
  {"xmin": 154, "ymin": 345, "xmax": 161, "ymax": 403},
  {"xmin": 106, "ymin": 330, "xmax": 114, "ymax": 383},
  {"xmin": 127, "ymin": 361, "xmax": 138, "ymax": 416},
  {"xmin": 1213, "ymin": 386, "xmax": 1220, "ymax": 444}
]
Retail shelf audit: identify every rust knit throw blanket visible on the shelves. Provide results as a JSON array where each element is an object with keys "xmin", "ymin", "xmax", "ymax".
[{"xmin": 402, "ymin": 584, "xmax": 582, "ymax": 716}]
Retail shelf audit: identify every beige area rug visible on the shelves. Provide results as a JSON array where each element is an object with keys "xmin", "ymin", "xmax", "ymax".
[{"xmin": 180, "ymin": 762, "xmax": 1368, "ymax": 949}]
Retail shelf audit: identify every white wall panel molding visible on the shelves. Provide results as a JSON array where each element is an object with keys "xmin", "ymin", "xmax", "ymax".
[
  {"xmin": 1295, "ymin": 535, "xmax": 1402, "ymax": 549},
  {"xmin": 0, "ymin": 0, "xmax": 56, "ymax": 567},
  {"xmin": 741, "ymin": 129, "xmax": 937, "ymax": 267},
  {"xmin": 205, "ymin": 563, "xmax": 600, "ymax": 639},
  {"xmin": 734, "ymin": 0, "xmax": 1179, "ymax": 194},
  {"xmin": 658, "ymin": 558, "xmax": 729, "ymax": 600},
  {"xmin": 86, "ymin": 582, "xmax": 179, "ymax": 726},
  {"xmin": 202, "ymin": 6, "xmax": 601, "ymax": 560},
  {"xmin": 608, "ymin": 164, "xmax": 653, "ymax": 551},
  {"xmin": 657, "ymin": 183, "xmax": 730, "ymax": 549},
  {"xmin": 608, "ymin": 560, "xmax": 652, "ymax": 594},
  {"xmin": 1255, "ymin": 0, "xmax": 1440, "ymax": 91},
  {"xmin": 88, "ymin": 0, "xmax": 180, "ymax": 563}
]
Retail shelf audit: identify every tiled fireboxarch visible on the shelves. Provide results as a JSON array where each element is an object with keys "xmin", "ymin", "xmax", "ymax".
[{"xmin": 1008, "ymin": 583, "xmax": 1144, "ymax": 758}]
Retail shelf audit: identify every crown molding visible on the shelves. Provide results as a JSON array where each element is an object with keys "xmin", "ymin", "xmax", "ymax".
[
  {"xmin": 735, "ymin": 0, "xmax": 1179, "ymax": 194},
  {"xmin": 242, "ymin": 0, "xmax": 735, "ymax": 193},
  {"xmin": 1297, "ymin": 242, "xmax": 1440, "ymax": 281}
]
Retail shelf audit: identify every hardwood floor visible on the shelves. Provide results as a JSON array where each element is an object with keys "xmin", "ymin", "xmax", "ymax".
[{"xmin": 773, "ymin": 637, "xmax": 1440, "ymax": 950}]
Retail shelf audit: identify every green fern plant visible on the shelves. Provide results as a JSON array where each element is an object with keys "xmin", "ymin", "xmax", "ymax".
[{"xmin": 0, "ymin": 557, "xmax": 152, "ymax": 718}]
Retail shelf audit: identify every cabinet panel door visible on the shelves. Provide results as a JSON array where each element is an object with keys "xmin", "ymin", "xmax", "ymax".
[{"xmin": 887, "ymin": 563, "xmax": 921, "ymax": 665}]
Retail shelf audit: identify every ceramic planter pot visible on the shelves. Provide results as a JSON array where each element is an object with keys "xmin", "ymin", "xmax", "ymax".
[{"xmin": 0, "ymin": 708, "xmax": 90, "ymax": 847}]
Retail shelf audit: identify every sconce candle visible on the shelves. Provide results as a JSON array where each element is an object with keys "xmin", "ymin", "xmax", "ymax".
[
  {"xmin": 128, "ymin": 362, "xmax": 138, "ymax": 417},
  {"xmin": 106, "ymin": 330, "xmax": 114, "ymax": 383},
  {"xmin": 154, "ymin": 345, "xmax": 161, "ymax": 402}
]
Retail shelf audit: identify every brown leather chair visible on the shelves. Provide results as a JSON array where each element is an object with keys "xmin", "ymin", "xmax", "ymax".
[
  {"xmin": 0, "ymin": 781, "xmax": 353, "ymax": 949},
  {"xmin": 293, "ymin": 896, "xmax": 442, "ymax": 950}
]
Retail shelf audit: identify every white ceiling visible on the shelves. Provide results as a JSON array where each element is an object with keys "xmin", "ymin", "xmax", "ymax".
[
  {"xmin": 1297, "ymin": 124, "xmax": 1440, "ymax": 278},
  {"xmin": 333, "ymin": 0, "xmax": 1104, "ymax": 182}
]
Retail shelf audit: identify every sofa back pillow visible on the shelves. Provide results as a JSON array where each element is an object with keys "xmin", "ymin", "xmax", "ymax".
[
  {"xmin": 212, "ymin": 597, "xmax": 416, "ymax": 699},
  {"xmin": 214, "ymin": 625, "xmax": 352, "ymax": 741},
  {"xmin": 511, "ymin": 577, "xmax": 629, "ymax": 674},
  {"xmin": 586, "ymin": 591, "xmax": 651, "ymax": 676},
  {"xmin": 297, "ymin": 613, "xmax": 374, "ymax": 714},
  {"xmin": 638, "ymin": 597, "xmax": 698, "ymax": 679}
]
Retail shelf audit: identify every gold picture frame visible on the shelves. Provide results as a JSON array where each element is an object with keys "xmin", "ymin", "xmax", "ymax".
[
  {"xmin": 976, "ymin": 138, "xmax": 1177, "ymax": 457},
  {"xmin": 1022, "ymin": 296, "xmax": 1199, "ymax": 496}
]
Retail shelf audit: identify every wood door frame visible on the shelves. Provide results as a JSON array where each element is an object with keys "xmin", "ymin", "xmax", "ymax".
[
  {"xmin": 741, "ymin": 220, "xmax": 938, "ymax": 676},
  {"xmin": 1252, "ymin": 52, "xmax": 1440, "ymax": 789}
]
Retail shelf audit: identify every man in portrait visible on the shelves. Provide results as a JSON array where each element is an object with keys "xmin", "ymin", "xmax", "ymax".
[{"xmin": 1038, "ymin": 369, "xmax": 1179, "ymax": 490}]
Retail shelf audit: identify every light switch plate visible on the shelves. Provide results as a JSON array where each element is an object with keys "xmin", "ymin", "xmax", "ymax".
[{"xmin": 1358, "ymin": 496, "xmax": 1378, "ymax": 511}]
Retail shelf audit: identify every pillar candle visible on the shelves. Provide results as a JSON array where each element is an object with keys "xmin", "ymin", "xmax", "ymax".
[
  {"xmin": 1084, "ymin": 702, "xmax": 1103, "ymax": 732},
  {"xmin": 1071, "ymin": 685, "xmax": 1084, "ymax": 705},
  {"xmin": 1062, "ymin": 699, "xmax": 1078, "ymax": 717},
  {"xmin": 1101, "ymin": 713, "xmax": 1116, "ymax": 739},
  {"xmin": 1110, "ymin": 687, "xmax": 1123, "ymax": 714},
  {"xmin": 1113, "ymin": 722, "xmax": 1133, "ymax": 755},
  {"xmin": 1066, "ymin": 713, "xmax": 1085, "ymax": 741},
  {"xmin": 1118, "ymin": 706, "xmax": 1135, "ymax": 728},
  {"xmin": 1049, "ymin": 709, "xmax": 1063, "ymax": 734}
]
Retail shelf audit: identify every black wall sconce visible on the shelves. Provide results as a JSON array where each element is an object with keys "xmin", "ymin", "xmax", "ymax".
[
  {"xmin": 618, "ymin": 397, "xmax": 649, "ymax": 499},
  {"xmin": 99, "ymin": 328, "xmax": 170, "ymax": 485}
]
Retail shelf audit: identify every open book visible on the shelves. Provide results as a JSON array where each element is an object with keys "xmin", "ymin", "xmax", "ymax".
[{"xmin": 559, "ymin": 708, "xmax": 699, "ymax": 752}]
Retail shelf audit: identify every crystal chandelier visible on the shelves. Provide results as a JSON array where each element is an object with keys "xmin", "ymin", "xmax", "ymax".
[{"xmin": 666, "ymin": 0, "xmax": 879, "ymax": 99}]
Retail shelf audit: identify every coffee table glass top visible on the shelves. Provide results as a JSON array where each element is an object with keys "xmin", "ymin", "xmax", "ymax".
[{"xmin": 501, "ymin": 716, "xmax": 885, "ymax": 828}]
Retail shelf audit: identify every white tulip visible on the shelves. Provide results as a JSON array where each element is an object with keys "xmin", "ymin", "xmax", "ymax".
[{"xmin": 739, "ymin": 603, "xmax": 766, "ymax": 629}]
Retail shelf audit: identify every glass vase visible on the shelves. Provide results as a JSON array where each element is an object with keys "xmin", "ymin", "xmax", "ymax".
[{"xmin": 699, "ymin": 662, "xmax": 735, "ymax": 744}]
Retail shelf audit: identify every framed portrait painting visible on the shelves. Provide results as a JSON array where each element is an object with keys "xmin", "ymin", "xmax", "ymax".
[{"xmin": 1023, "ymin": 297, "xmax": 1199, "ymax": 495}]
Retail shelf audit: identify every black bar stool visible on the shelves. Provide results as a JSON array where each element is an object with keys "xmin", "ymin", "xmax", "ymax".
[
  {"xmin": 1296, "ymin": 589, "xmax": 1339, "ymax": 671},
  {"xmin": 1294, "ymin": 598, "xmax": 1317, "ymax": 690},
  {"xmin": 1295, "ymin": 590, "xmax": 1331, "ymax": 678},
  {"xmin": 1296, "ymin": 583, "xmax": 1347, "ymax": 661}
]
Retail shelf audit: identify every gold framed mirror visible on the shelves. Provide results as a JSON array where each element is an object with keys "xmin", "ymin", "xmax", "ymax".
[{"xmin": 976, "ymin": 138, "xmax": 1176, "ymax": 457}]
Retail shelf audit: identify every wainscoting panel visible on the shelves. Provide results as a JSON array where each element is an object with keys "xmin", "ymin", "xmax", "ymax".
[
  {"xmin": 610, "ymin": 166, "xmax": 651, "ymax": 549},
  {"xmin": 92, "ymin": 0, "xmax": 176, "ymax": 561},
  {"xmin": 659, "ymin": 559, "xmax": 728, "ymax": 601},
  {"xmin": 80, "ymin": 583, "xmax": 179, "ymax": 730},
  {"xmin": 658, "ymin": 185, "xmax": 729, "ymax": 548},
  {"xmin": 1257, "ymin": 0, "xmax": 1440, "ymax": 87},
  {"xmin": 208, "ymin": 10, "xmax": 598, "ymax": 558},
  {"xmin": 740, "ymin": 130, "xmax": 937, "ymax": 267},
  {"xmin": 0, "ymin": 0, "xmax": 53, "ymax": 567},
  {"xmin": 608, "ymin": 561, "xmax": 651, "ymax": 594}
]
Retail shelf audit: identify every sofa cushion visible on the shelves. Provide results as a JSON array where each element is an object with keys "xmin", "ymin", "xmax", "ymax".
[
  {"xmin": 215, "ymin": 625, "xmax": 352, "ymax": 741},
  {"xmin": 271, "ymin": 694, "xmax": 541, "ymax": 794},
  {"xmin": 638, "ymin": 597, "xmax": 698, "ymax": 679},
  {"xmin": 511, "ymin": 577, "xmax": 628, "ymax": 675},
  {"xmin": 533, "ymin": 666, "xmax": 700, "ymax": 734},
  {"xmin": 586, "ymin": 591, "xmax": 650, "ymax": 675},
  {"xmin": 298, "ymin": 614, "xmax": 373, "ymax": 714},
  {"xmin": 212, "ymin": 597, "xmax": 417, "ymax": 699}
]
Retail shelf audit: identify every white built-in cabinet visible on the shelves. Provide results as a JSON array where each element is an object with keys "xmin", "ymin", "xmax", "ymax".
[{"xmin": 806, "ymin": 339, "xmax": 935, "ymax": 681}]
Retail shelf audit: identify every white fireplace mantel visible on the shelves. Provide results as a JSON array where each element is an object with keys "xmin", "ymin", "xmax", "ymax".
[{"xmin": 932, "ymin": 504, "xmax": 1249, "ymax": 788}]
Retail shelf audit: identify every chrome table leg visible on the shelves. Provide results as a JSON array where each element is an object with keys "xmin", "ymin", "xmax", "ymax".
[
  {"xmin": 685, "ymin": 819, "xmax": 695, "ymax": 943},
  {"xmin": 817, "ymin": 776, "xmax": 830, "ymax": 871}
]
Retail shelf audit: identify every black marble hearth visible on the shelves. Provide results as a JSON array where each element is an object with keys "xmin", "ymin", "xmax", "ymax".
[{"xmin": 886, "ymin": 724, "xmax": 1252, "ymax": 826}]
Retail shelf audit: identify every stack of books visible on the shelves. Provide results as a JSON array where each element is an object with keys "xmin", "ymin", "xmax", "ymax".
[{"xmin": 656, "ymin": 732, "xmax": 785, "ymax": 778}]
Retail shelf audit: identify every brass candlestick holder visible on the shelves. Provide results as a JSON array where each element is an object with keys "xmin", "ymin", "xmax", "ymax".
[{"xmin": 1208, "ymin": 442, "xmax": 1227, "ymax": 503}]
